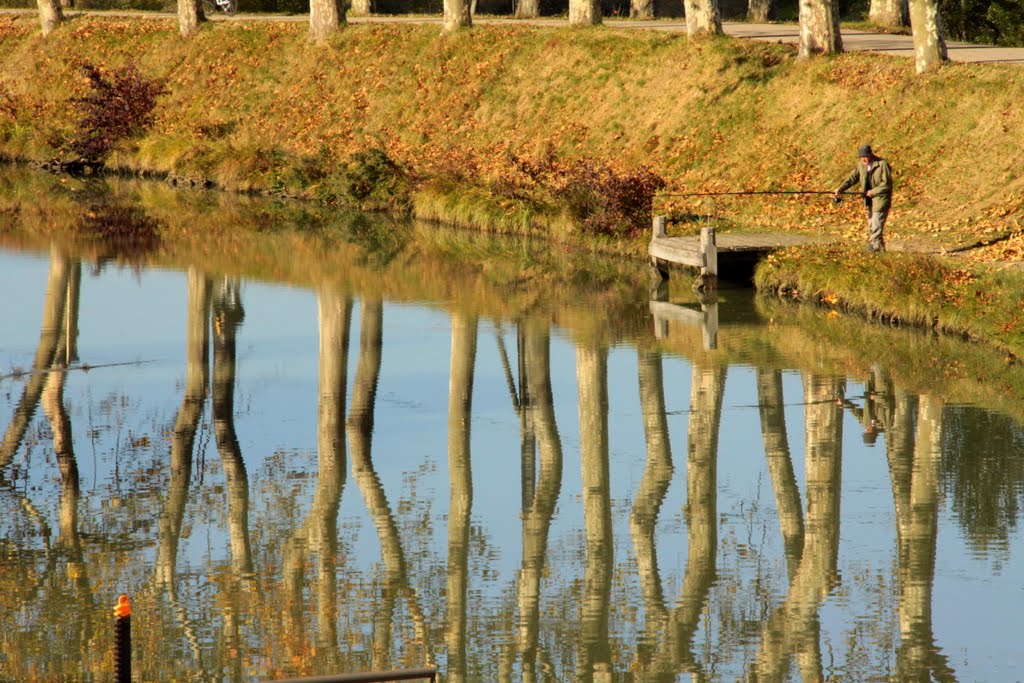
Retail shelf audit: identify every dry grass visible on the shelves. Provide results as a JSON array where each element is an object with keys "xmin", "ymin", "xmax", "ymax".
[{"xmin": 0, "ymin": 16, "xmax": 1023, "ymax": 251}]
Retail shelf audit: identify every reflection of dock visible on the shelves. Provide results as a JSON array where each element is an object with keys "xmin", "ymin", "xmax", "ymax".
[
  {"xmin": 649, "ymin": 217, "xmax": 822, "ymax": 284},
  {"xmin": 650, "ymin": 299, "xmax": 719, "ymax": 350}
]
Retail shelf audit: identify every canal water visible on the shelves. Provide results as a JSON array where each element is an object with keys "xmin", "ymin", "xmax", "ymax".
[{"xmin": 1, "ymin": 168, "xmax": 1023, "ymax": 682}]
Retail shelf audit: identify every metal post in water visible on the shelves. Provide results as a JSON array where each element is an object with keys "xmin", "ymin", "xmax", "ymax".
[{"xmin": 113, "ymin": 594, "xmax": 131, "ymax": 683}]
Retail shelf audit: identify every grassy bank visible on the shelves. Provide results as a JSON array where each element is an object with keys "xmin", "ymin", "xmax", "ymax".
[
  {"xmin": 754, "ymin": 244, "xmax": 1024, "ymax": 357},
  {"xmin": 1, "ymin": 14, "xmax": 1023, "ymax": 346},
  {"xmin": 1, "ymin": 16, "xmax": 1023, "ymax": 243}
]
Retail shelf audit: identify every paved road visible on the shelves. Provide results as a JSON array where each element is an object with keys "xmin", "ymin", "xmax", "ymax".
[
  {"xmin": 717, "ymin": 21, "xmax": 1024, "ymax": 63},
  {"xmin": 363, "ymin": 16, "xmax": 1024, "ymax": 63},
  {"xmin": 3, "ymin": 8, "xmax": 1023, "ymax": 63}
]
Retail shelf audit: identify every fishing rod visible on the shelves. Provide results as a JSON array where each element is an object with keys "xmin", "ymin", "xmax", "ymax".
[{"xmin": 657, "ymin": 190, "xmax": 859, "ymax": 198}]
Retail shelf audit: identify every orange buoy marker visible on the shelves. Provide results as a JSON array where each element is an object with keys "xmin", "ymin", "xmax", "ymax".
[{"xmin": 113, "ymin": 595, "xmax": 131, "ymax": 683}]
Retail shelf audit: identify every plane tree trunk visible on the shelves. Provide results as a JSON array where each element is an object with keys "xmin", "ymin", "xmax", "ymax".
[
  {"xmin": 178, "ymin": 0, "xmax": 204, "ymax": 38},
  {"xmin": 685, "ymin": 0, "xmax": 723, "ymax": 35},
  {"xmin": 569, "ymin": 0, "xmax": 601, "ymax": 26},
  {"xmin": 444, "ymin": 0, "xmax": 472, "ymax": 31},
  {"xmin": 799, "ymin": 0, "xmax": 842, "ymax": 56},
  {"xmin": 909, "ymin": 0, "xmax": 947, "ymax": 72},
  {"xmin": 310, "ymin": 0, "xmax": 346, "ymax": 43},
  {"xmin": 869, "ymin": 0, "xmax": 907, "ymax": 27},
  {"xmin": 37, "ymin": 0, "xmax": 63, "ymax": 36}
]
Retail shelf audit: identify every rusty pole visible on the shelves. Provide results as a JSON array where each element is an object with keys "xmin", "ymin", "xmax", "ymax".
[{"xmin": 113, "ymin": 594, "xmax": 131, "ymax": 683}]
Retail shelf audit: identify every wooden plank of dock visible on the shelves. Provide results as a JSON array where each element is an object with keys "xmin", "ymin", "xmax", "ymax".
[{"xmin": 649, "ymin": 216, "xmax": 826, "ymax": 285}]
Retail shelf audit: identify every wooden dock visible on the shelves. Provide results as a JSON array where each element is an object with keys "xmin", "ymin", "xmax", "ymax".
[{"xmin": 649, "ymin": 216, "xmax": 823, "ymax": 286}]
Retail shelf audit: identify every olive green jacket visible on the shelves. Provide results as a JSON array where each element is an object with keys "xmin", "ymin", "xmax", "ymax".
[{"xmin": 837, "ymin": 158, "xmax": 893, "ymax": 213}]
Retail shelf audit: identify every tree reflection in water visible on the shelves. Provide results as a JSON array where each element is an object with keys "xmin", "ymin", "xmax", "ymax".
[{"xmin": 9, "ymin": 234, "xmax": 1023, "ymax": 682}]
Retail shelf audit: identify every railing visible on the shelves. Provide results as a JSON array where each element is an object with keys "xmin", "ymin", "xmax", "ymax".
[
  {"xmin": 112, "ymin": 594, "xmax": 436, "ymax": 683},
  {"xmin": 263, "ymin": 668, "xmax": 438, "ymax": 683}
]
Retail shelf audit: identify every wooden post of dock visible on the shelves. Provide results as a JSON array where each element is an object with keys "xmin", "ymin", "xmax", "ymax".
[
  {"xmin": 698, "ymin": 226, "xmax": 717, "ymax": 290},
  {"xmin": 653, "ymin": 215, "xmax": 667, "ymax": 239},
  {"xmin": 651, "ymin": 216, "xmax": 669, "ymax": 280}
]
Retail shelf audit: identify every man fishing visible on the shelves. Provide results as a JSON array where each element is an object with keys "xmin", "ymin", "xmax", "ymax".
[{"xmin": 834, "ymin": 145, "xmax": 893, "ymax": 252}]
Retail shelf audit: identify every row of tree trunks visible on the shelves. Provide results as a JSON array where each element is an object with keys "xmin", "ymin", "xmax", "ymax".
[
  {"xmin": 3, "ymin": 254, "xmax": 962, "ymax": 679},
  {"xmin": 0, "ymin": 246, "xmax": 69, "ymax": 469},
  {"xmin": 157, "ymin": 269, "xmax": 211, "ymax": 591},
  {"xmin": 516, "ymin": 319, "xmax": 564, "ymax": 683},
  {"xmin": 446, "ymin": 313, "xmax": 477, "ymax": 683},
  {"xmin": 630, "ymin": 349, "xmax": 674, "ymax": 648},
  {"xmin": 576, "ymin": 344, "xmax": 614, "ymax": 682},
  {"xmin": 211, "ymin": 278, "xmax": 254, "ymax": 577},
  {"xmin": 345, "ymin": 297, "xmax": 434, "ymax": 669},
  {"xmin": 33, "ymin": 0, "xmax": 944, "ymax": 74}
]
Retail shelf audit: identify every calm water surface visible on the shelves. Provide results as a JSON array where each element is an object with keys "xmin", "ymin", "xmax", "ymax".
[{"xmin": 1, "ymin": 171, "xmax": 1023, "ymax": 682}]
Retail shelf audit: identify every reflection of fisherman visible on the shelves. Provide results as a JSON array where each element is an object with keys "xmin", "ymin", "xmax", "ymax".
[
  {"xmin": 213, "ymin": 278, "xmax": 245, "ymax": 337},
  {"xmin": 841, "ymin": 366, "xmax": 895, "ymax": 446}
]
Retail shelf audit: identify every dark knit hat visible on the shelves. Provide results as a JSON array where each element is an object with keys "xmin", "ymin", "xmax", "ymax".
[{"xmin": 858, "ymin": 144, "xmax": 874, "ymax": 157}]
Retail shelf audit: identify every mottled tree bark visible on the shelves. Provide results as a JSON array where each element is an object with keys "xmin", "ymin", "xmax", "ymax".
[
  {"xmin": 346, "ymin": 296, "xmax": 393, "ymax": 670},
  {"xmin": 44, "ymin": 368, "xmax": 78, "ymax": 552},
  {"xmin": 886, "ymin": 389, "xmax": 917, "ymax": 534},
  {"xmin": 350, "ymin": 0, "xmax": 372, "ymax": 14},
  {"xmin": 41, "ymin": 256, "xmax": 91, "ymax": 660},
  {"xmin": 178, "ymin": 0, "xmax": 204, "ymax": 38},
  {"xmin": 908, "ymin": 0, "xmax": 947, "ymax": 73},
  {"xmin": 576, "ymin": 344, "xmax": 613, "ymax": 683},
  {"xmin": 629, "ymin": 349, "xmax": 674, "ymax": 672},
  {"xmin": 517, "ymin": 320, "xmax": 563, "ymax": 683},
  {"xmin": 670, "ymin": 361, "xmax": 725, "ymax": 675},
  {"xmin": 157, "ymin": 270, "xmax": 211, "ymax": 591},
  {"xmin": 1, "ymin": 246, "xmax": 68, "ymax": 469},
  {"xmin": 444, "ymin": 0, "xmax": 472, "ymax": 31},
  {"xmin": 310, "ymin": 0, "xmax": 346, "ymax": 43},
  {"xmin": 309, "ymin": 289, "xmax": 352, "ymax": 665},
  {"xmin": 513, "ymin": 326, "xmax": 537, "ymax": 512},
  {"xmin": 631, "ymin": 0, "xmax": 655, "ymax": 19},
  {"xmin": 345, "ymin": 298, "xmax": 433, "ymax": 668},
  {"xmin": 685, "ymin": 0, "xmax": 723, "ymax": 36},
  {"xmin": 755, "ymin": 373, "xmax": 843, "ymax": 681},
  {"xmin": 894, "ymin": 395, "xmax": 956, "ymax": 680},
  {"xmin": 446, "ymin": 313, "xmax": 477, "ymax": 683},
  {"xmin": 798, "ymin": 0, "xmax": 842, "ymax": 56},
  {"xmin": 747, "ymin": 0, "xmax": 772, "ymax": 22},
  {"xmin": 211, "ymin": 279, "xmax": 253, "ymax": 576},
  {"xmin": 569, "ymin": 0, "xmax": 601, "ymax": 26},
  {"xmin": 514, "ymin": 0, "xmax": 538, "ymax": 17},
  {"xmin": 869, "ymin": 0, "xmax": 907, "ymax": 27},
  {"xmin": 36, "ymin": 0, "xmax": 62, "ymax": 36},
  {"xmin": 756, "ymin": 369, "xmax": 804, "ymax": 578},
  {"xmin": 639, "ymin": 360, "xmax": 726, "ymax": 678}
]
